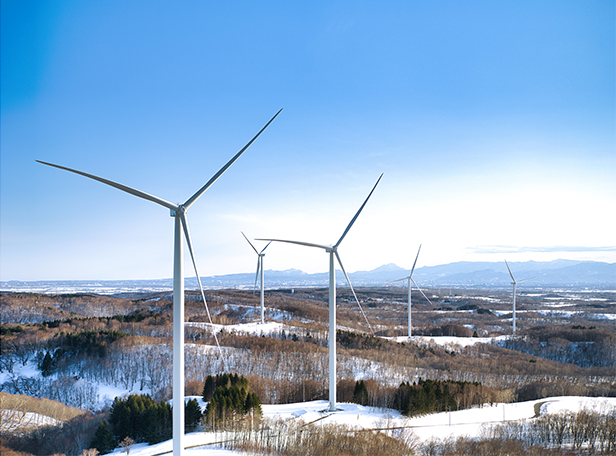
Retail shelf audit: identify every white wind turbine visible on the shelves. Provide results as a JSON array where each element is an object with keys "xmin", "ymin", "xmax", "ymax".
[
  {"xmin": 258, "ymin": 174, "xmax": 382, "ymax": 412},
  {"xmin": 387, "ymin": 244, "xmax": 433, "ymax": 337},
  {"xmin": 505, "ymin": 260, "xmax": 533, "ymax": 335},
  {"xmin": 37, "ymin": 108, "xmax": 282, "ymax": 456},
  {"xmin": 242, "ymin": 232, "xmax": 271, "ymax": 324}
]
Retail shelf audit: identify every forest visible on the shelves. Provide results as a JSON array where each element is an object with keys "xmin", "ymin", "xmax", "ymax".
[{"xmin": 0, "ymin": 286, "xmax": 614, "ymax": 455}]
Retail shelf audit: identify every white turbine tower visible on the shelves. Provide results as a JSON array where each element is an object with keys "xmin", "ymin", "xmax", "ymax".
[
  {"xmin": 505, "ymin": 260, "xmax": 533, "ymax": 335},
  {"xmin": 258, "ymin": 174, "xmax": 382, "ymax": 412},
  {"xmin": 37, "ymin": 108, "xmax": 282, "ymax": 455},
  {"xmin": 242, "ymin": 232, "xmax": 271, "ymax": 324},
  {"xmin": 387, "ymin": 244, "xmax": 433, "ymax": 337}
]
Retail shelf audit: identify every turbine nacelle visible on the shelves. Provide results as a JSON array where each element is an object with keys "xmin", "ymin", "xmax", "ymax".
[
  {"xmin": 170, "ymin": 206, "xmax": 186, "ymax": 217},
  {"xmin": 242, "ymin": 232, "xmax": 272, "ymax": 320}
]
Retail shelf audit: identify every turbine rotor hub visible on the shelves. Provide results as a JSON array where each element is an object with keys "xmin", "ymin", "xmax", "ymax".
[{"xmin": 170, "ymin": 205, "xmax": 187, "ymax": 217}]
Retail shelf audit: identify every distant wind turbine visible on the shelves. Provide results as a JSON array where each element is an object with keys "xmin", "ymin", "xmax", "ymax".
[
  {"xmin": 258, "ymin": 174, "xmax": 383, "ymax": 412},
  {"xmin": 37, "ymin": 108, "xmax": 282, "ymax": 456},
  {"xmin": 242, "ymin": 232, "xmax": 271, "ymax": 324},
  {"xmin": 505, "ymin": 260, "xmax": 533, "ymax": 335},
  {"xmin": 387, "ymin": 244, "xmax": 433, "ymax": 337}
]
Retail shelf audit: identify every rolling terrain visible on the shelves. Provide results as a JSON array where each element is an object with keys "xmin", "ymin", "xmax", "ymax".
[{"xmin": 1, "ymin": 285, "xmax": 615, "ymax": 454}]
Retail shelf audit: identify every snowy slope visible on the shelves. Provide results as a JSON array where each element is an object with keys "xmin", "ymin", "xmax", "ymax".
[
  {"xmin": 0, "ymin": 409, "xmax": 61, "ymax": 432},
  {"xmin": 105, "ymin": 396, "xmax": 616, "ymax": 455}
]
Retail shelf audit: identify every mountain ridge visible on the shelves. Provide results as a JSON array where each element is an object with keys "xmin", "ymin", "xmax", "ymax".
[{"xmin": 1, "ymin": 260, "xmax": 614, "ymax": 293}]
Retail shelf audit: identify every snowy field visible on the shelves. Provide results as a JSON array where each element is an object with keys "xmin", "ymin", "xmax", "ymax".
[
  {"xmin": 387, "ymin": 334, "xmax": 510, "ymax": 348},
  {"xmin": 103, "ymin": 396, "xmax": 616, "ymax": 455},
  {"xmin": 185, "ymin": 321, "xmax": 285, "ymax": 336},
  {"xmin": 0, "ymin": 409, "xmax": 61, "ymax": 432}
]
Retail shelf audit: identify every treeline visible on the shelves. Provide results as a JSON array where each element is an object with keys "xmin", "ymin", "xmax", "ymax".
[
  {"xmin": 1, "ymin": 311, "xmax": 167, "ymax": 369},
  {"xmin": 99, "ymin": 393, "xmax": 202, "ymax": 449},
  {"xmin": 0, "ymin": 325, "xmax": 24, "ymax": 336},
  {"xmin": 0, "ymin": 292, "xmax": 167, "ymax": 324},
  {"xmin": 337, "ymin": 329, "xmax": 383, "ymax": 350},
  {"xmin": 393, "ymin": 378, "xmax": 490, "ymax": 416},
  {"xmin": 498, "ymin": 326, "xmax": 616, "ymax": 368},
  {"xmin": 108, "ymin": 394, "xmax": 172, "ymax": 445},
  {"xmin": 202, "ymin": 373, "xmax": 262, "ymax": 430},
  {"xmin": 347, "ymin": 377, "xmax": 505, "ymax": 415},
  {"xmin": 37, "ymin": 330, "xmax": 129, "ymax": 377},
  {"xmin": 416, "ymin": 323, "xmax": 475, "ymax": 338}
]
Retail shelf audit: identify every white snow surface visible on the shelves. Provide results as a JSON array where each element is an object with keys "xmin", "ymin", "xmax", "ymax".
[
  {"xmin": 185, "ymin": 321, "xmax": 285, "ymax": 336},
  {"xmin": 387, "ymin": 335, "xmax": 510, "ymax": 348},
  {"xmin": 106, "ymin": 396, "xmax": 616, "ymax": 455},
  {"xmin": 0, "ymin": 410, "xmax": 61, "ymax": 431}
]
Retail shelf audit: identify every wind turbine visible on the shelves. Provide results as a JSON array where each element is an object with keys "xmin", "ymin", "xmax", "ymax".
[
  {"xmin": 258, "ymin": 174, "xmax": 382, "ymax": 412},
  {"xmin": 37, "ymin": 108, "xmax": 282, "ymax": 455},
  {"xmin": 386, "ymin": 244, "xmax": 433, "ymax": 337},
  {"xmin": 504, "ymin": 260, "xmax": 533, "ymax": 335},
  {"xmin": 242, "ymin": 232, "xmax": 271, "ymax": 324}
]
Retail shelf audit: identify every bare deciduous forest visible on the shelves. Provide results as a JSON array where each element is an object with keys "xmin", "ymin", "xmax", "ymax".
[{"xmin": 1, "ymin": 286, "xmax": 614, "ymax": 455}]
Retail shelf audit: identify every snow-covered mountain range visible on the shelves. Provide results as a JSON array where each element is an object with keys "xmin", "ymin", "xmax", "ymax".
[{"xmin": 2, "ymin": 260, "xmax": 614, "ymax": 294}]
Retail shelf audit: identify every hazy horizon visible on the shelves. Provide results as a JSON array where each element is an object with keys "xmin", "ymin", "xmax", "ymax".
[{"xmin": 1, "ymin": 257, "xmax": 613, "ymax": 284}]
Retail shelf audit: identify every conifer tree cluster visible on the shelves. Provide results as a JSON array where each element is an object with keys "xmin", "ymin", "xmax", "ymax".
[
  {"xmin": 90, "ymin": 395, "xmax": 203, "ymax": 452},
  {"xmin": 62, "ymin": 329, "xmax": 126, "ymax": 357},
  {"xmin": 394, "ymin": 378, "xmax": 457, "ymax": 416},
  {"xmin": 353, "ymin": 380, "xmax": 369, "ymax": 406},
  {"xmin": 203, "ymin": 373, "xmax": 261, "ymax": 430},
  {"xmin": 38, "ymin": 330, "xmax": 128, "ymax": 376},
  {"xmin": 90, "ymin": 420, "xmax": 116, "ymax": 454},
  {"xmin": 108, "ymin": 394, "xmax": 172, "ymax": 445},
  {"xmin": 394, "ymin": 378, "xmax": 487, "ymax": 416}
]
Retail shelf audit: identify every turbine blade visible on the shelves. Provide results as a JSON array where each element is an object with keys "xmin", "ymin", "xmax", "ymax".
[
  {"xmin": 335, "ymin": 173, "xmax": 383, "ymax": 248},
  {"xmin": 256, "ymin": 238, "xmax": 330, "ymax": 251},
  {"xmin": 386, "ymin": 277, "xmax": 409, "ymax": 284},
  {"xmin": 504, "ymin": 260, "xmax": 516, "ymax": 282},
  {"xmin": 409, "ymin": 244, "xmax": 422, "ymax": 278},
  {"xmin": 183, "ymin": 109, "xmax": 283, "ymax": 209},
  {"xmin": 37, "ymin": 160, "xmax": 178, "ymax": 211},
  {"xmin": 260, "ymin": 241, "xmax": 273, "ymax": 254},
  {"xmin": 180, "ymin": 213, "xmax": 225, "ymax": 362},
  {"xmin": 518, "ymin": 276, "xmax": 535, "ymax": 284},
  {"xmin": 242, "ymin": 231, "xmax": 259, "ymax": 254},
  {"xmin": 253, "ymin": 257, "xmax": 261, "ymax": 295},
  {"xmin": 335, "ymin": 251, "xmax": 374, "ymax": 336},
  {"xmin": 411, "ymin": 278, "xmax": 434, "ymax": 305}
]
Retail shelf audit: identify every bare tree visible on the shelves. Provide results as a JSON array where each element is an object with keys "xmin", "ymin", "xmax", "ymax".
[{"xmin": 119, "ymin": 436, "xmax": 135, "ymax": 455}]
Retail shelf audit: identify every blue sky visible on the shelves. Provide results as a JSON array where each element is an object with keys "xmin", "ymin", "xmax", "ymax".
[{"xmin": 1, "ymin": 0, "xmax": 614, "ymax": 281}]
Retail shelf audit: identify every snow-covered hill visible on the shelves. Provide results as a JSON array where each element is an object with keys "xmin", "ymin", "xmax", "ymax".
[{"xmin": 105, "ymin": 396, "xmax": 616, "ymax": 455}]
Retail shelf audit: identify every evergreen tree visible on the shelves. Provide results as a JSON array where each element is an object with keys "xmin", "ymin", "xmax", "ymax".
[
  {"xmin": 143, "ymin": 405, "xmax": 161, "ymax": 445},
  {"xmin": 90, "ymin": 420, "xmax": 116, "ymax": 454},
  {"xmin": 109, "ymin": 394, "xmax": 171, "ymax": 444},
  {"xmin": 203, "ymin": 373, "xmax": 261, "ymax": 430},
  {"xmin": 203, "ymin": 375, "xmax": 215, "ymax": 401},
  {"xmin": 244, "ymin": 392, "xmax": 262, "ymax": 415},
  {"xmin": 40, "ymin": 351, "xmax": 54, "ymax": 377},
  {"xmin": 185, "ymin": 399, "xmax": 202, "ymax": 431},
  {"xmin": 353, "ymin": 380, "xmax": 369, "ymax": 406}
]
